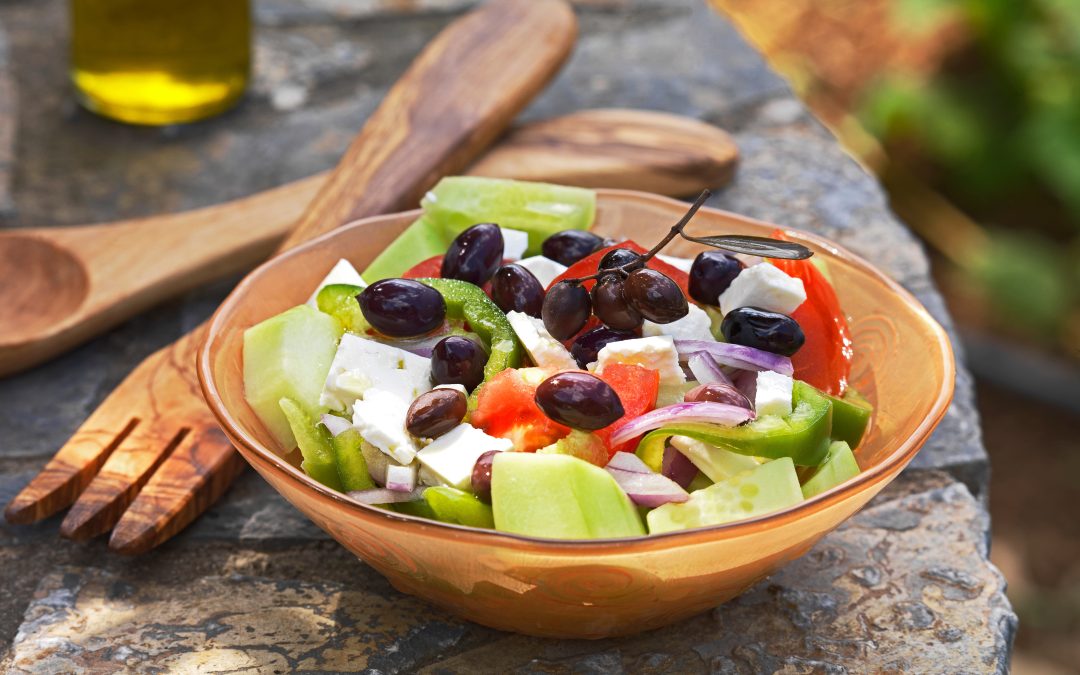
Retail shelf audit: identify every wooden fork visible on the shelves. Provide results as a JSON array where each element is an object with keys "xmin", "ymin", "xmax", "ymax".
[{"xmin": 4, "ymin": 0, "xmax": 578, "ymax": 553}]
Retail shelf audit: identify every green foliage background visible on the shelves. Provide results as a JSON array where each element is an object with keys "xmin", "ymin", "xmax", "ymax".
[{"xmin": 859, "ymin": 0, "xmax": 1080, "ymax": 351}]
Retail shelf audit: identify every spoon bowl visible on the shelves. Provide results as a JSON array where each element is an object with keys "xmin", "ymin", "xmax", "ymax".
[{"xmin": 0, "ymin": 234, "xmax": 90, "ymax": 349}]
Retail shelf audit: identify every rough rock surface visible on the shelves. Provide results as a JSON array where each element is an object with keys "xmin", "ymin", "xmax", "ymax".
[
  {"xmin": 0, "ymin": 0, "xmax": 1013, "ymax": 669},
  {"xmin": 6, "ymin": 480, "xmax": 1013, "ymax": 673}
]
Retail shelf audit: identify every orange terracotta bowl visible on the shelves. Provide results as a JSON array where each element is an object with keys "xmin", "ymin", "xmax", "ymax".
[{"xmin": 198, "ymin": 189, "xmax": 954, "ymax": 638}]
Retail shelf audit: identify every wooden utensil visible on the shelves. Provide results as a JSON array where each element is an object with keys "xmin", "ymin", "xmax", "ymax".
[
  {"xmin": 0, "ymin": 109, "xmax": 737, "ymax": 377},
  {"xmin": 4, "ymin": 0, "xmax": 578, "ymax": 553}
]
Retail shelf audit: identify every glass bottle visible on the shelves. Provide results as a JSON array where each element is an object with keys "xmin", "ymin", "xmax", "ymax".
[{"xmin": 70, "ymin": 0, "xmax": 251, "ymax": 126}]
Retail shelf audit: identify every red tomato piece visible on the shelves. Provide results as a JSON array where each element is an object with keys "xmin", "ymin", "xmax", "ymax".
[
  {"xmin": 770, "ymin": 230, "xmax": 853, "ymax": 396},
  {"xmin": 470, "ymin": 368, "xmax": 570, "ymax": 452},
  {"xmin": 594, "ymin": 363, "xmax": 660, "ymax": 456},
  {"xmin": 548, "ymin": 241, "xmax": 691, "ymax": 296},
  {"xmin": 402, "ymin": 255, "xmax": 443, "ymax": 279}
]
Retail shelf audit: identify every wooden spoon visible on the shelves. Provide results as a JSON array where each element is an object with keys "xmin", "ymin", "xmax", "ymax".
[{"xmin": 0, "ymin": 109, "xmax": 736, "ymax": 377}]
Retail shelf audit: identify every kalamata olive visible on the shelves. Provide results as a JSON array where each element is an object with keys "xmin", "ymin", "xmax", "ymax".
[
  {"xmin": 358, "ymin": 278, "xmax": 446, "ymax": 337},
  {"xmin": 541, "ymin": 230, "xmax": 605, "ymax": 266},
  {"xmin": 685, "ymin": 383, "xmax": 753, "ymax": 410},
  {"xmin": 406, "ymin": 388, "xmax": 467, "ymax": 438},
  {"xmin": 598, "ymin": 247, "xmax": 643, "ymax": 274},
  {"xmin": 570, "ymin": 326, "xmax": 636, "ymax": 368},
  {"xmin": 720, "ymin": 306, "xmax": 805, "ymax": 356},
  {"xmin": 471, "ymin": 450, "xmax": 500, "ymax": 503},
  {"xmin": 491, "ymin": 264, "xmax": 544, "ymax": 318},
  {"xmin": 441, "ymin": 222, "xmax": 504, "ymax": 286},
  {"xmin": 542, "ymin": 280, "xmax": 591, "ymax": 340},
  {"xmin": 590, "ymin": 275, "xmax": 643, "ymax": 331},
  {"xmin": 689, "ymin": 251, "xmax": 743, "ymax": 306},
  {"xmin": 431, "ymin": 336, "xmax": 488, "ymax": 391},
  {"xmin": 623, "ymin": 267, "xmax": 689, "ymax": 323},
  {"xmin": 534, "ymin": 372, "xmax": 624, "ymax": 430}
]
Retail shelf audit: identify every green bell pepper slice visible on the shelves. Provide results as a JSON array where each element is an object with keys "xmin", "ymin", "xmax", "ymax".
[
  {"xmin": 416, "ymin": 278, "xmax": 522, "ymax": 385},
  {"xmin": 280, "ymin": 401, "xmax": 375, "ymax": 492},
  {"xmin": 279, "ymin": 397, "xmax": 343, "ymax": 491},
  {"xmin": 315, "ymin": 283, "xmax": 370, "ymax": 334},
  {"xmin": 395, "ymin": 486, "xmax": 495, "ymax": 528},
  {"xmin": 636, "ymin": 380, "xmax": 834, "ymax": 471},
  {"xmin": 331, "ymin": 429, "xmax": 376, "ymax": 492},
  {"xmin": 826, "ymin": 388, "xmax": 873, "ymax": 448}
]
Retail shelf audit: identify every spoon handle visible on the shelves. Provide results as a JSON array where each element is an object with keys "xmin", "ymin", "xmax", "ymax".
[{"xmin": 277, "ymin": 0, "xmax": 576, "ymax": 252}]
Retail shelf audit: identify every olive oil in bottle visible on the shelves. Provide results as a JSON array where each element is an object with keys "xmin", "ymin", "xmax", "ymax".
[{"xmin": 70, "ymin": 0, "xmax": 251, "ymax": 125}]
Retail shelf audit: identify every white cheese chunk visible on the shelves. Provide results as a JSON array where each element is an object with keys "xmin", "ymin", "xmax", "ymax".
[
  {"xmin": 352, "ymin": 389, "xmax": 420, "ymax": 464},
  {"xmin": 306, "ymin": 258, "xmax": 366, "ymax": 307},
  {"xmin": 501, "ymin": 227, "xmax": 530, "ymax": 262},
  {"xmin": 417, "ymin": 423, "xmax": 513, "ymax": 490},
  {"xmin": 385, "ymin": 462, "xmax": 418, "ymax": 491},
  {"xmin": 719, "ymin": 262, "xmax": 806, "ymax": 316},
  {"xmin": 506, "ymin": 311, "xmax": 577, "ymax": 370},
  {"xmin": 320, "ymin": 334, "xmax": 432, "ymax": 412},
  {"xmin": 596, "ymin": 335, "xmax": 685, "ymax": 386},
  {"xmin": 642, "ymin": 303, "xmax": 715, "ymax": 342},
  {"xmin": 656, "ymin": 254, "xmax": 694, "ymax": 273},
  {"xmin": 515, "ymin": 255, "xmax": 567, "ymax": 288},
  {"xmin": 755, "ymin": 370, "xmax": 794, "ymax": 418}
]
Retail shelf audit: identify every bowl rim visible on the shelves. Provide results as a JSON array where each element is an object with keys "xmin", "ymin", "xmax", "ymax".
[{"xmin": 198, "ymin": 188, "xmax": 956, "ymax": 552}]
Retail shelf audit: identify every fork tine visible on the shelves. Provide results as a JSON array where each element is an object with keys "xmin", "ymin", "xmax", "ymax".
[
  {"xmin": 109, "ymin": 426, "xmax": 244, "ymax": 555},
  {"xmin": 58, "ymin": 420, "xmax": 188, "ymax": 541},
  {"xmin": 4, "ymin": 402, "xmax": 138, "ymax": 525}
]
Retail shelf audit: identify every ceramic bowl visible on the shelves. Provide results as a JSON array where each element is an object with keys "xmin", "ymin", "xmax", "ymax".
[{"xmin": 198, "ymin": 189, "xmax": 954, "ymax": 638}]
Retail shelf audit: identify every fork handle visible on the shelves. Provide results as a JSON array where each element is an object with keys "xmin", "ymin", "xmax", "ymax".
[{"xmin": 277, "ymin": 0, "xmax": 577, "ymax": 252}]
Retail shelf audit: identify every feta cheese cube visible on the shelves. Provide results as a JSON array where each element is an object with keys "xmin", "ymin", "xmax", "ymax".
[
  {"xmin": 719, "ymin": 263, "xmax": 805, "ymax": 316},
  {"xmin": 642, "ymin": 303, "xmax": 715, "ymax": 342},
  {"xmin": 385, "ymin": 462, "xmax": 418, "ymax": 491},
  {"xmin": 657, "ymin": 254, "xmax": 694, "ymax": 273},
  {"xmin": 320, "ymin": 334, "xmax": 432, "ymax": 412},
  {"xmin": 755, "ymin": 370, "xmax": 794, "ymax": 418},
  {"xmin": 417, "ymin": 423, "xmax": 513, "ymax": 490},
  {"xmin": 506, "ymin": 311, "xmax": 577, "ymax": 371},
  {"xmin": 515, "ymin": 255, "xmax": 567, "ymax": 288},
  {"xmin": 596, "ymin": 335, "xmax": 685, "ymax": 386},
  {"xmin": 502, "ymin": 227, "xmax": 530, "ymax": 261},
  {"xmin": 306, "ymin": 258, "xmax": 366, "ymax": 307},
  {"xmin": 352, "ymin": 389, "xmax": 420, "ymax": 464}
]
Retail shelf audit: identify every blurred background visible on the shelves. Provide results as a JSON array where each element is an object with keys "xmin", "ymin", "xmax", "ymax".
[{"xmin": 709, "ymin": 0, "xmax": 1080, "ymax": 671}]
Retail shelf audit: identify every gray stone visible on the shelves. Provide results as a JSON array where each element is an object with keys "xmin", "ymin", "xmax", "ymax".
[
  {"xmin": 0, "ymin": 0, "xmax": 1012, "ymax": 668},
  {"xmin": 0, "ymin": 20, "xmax": 13, "ymax": 218},
  {"xmin": 4, "ymin": 477, "xmax": 1013, "ymax": 673}
]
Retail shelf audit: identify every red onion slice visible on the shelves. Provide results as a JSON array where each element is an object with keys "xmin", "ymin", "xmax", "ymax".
[
  {"xmin": 385, "ymin": 464, "xmax": 418, "ymax": 492},
  {"xmin": 347, "ymin": 487, "xmax": 426, "ymax": 504},
  {"xmin": 675, "ymin": 339, "xmax": 793, "ymax": 376},
  {"xmin": 687, "ymin": 351, "xmax": 732, "ymax": 386},
  {"xmin": 662, "ymin": 443, "xmax": 699, "ymax": 489},
  {"xmin": 609, "ymin": 402, "xmax": 754, "ymax": 447},
  {"xmin": 320, "ymin": 413, "xmax": 353, "ymax": 438},
  {"xmin": 605, "ymin": 453, "xmax": 689, "ymax": 507},
  {"xmin": 606, "ymin": 450, "xmax": 653, "ymax": 473}
]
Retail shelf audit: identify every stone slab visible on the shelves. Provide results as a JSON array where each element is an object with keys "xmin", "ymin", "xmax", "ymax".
[
  {"xmin": 5, "ymin": 477, "xmax": 1014, "ymax": 673},
  {"xmin": 0, "ymin": 0, "xmax": 1012, "ymax": 667},
  {"xmin": 0, "ymin": 19, "xmax": 15, "ymax": 217}
]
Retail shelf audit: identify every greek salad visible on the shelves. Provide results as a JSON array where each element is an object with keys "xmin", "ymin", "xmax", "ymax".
[{"xmin": 242, "ymin": 177, "xmax": 872, "ymax": 539}]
